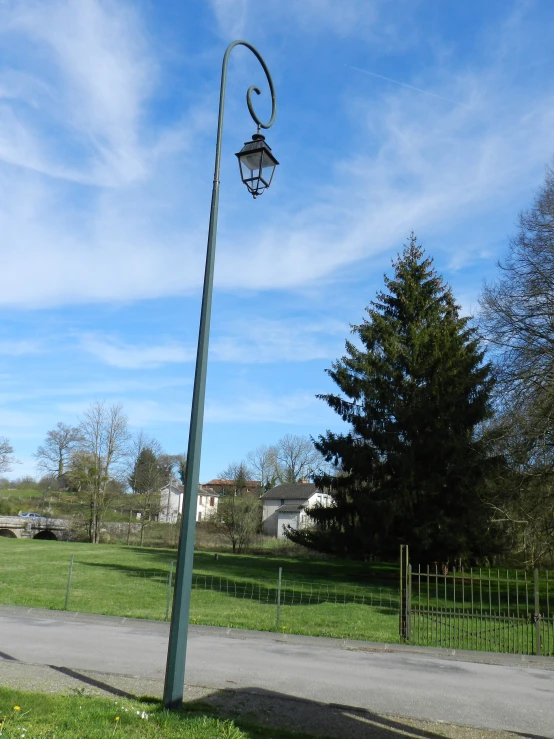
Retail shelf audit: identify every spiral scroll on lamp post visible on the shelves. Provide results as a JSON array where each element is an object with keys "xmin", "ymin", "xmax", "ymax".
[{"xmin": 163, "ymin": 41, "xmax": 279, "ymax": 711}]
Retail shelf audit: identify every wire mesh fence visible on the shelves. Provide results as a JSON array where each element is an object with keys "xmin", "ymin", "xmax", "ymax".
[
  {"xmin": 6, "ymin": 540, "xmax": 554, "ymax": 656},
  {"xmin": 190, "ymin": 573, "xmax": 398, "ymax": 609},
  {"xmin": 53, "ymin": 557, "xmax": 400, "ymax": 641}
]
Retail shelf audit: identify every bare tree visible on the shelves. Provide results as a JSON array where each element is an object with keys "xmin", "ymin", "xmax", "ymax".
[
  {"xmin": 72, "ymin": 402, "xmax": 130, "ymax": 543},
  {"xmin": 274, "ymin": 434, "xmax": 323, "ymax": 484},
  {"xmin": 214, "ymin": 461, "xmax": 261, "ymax": 552},
  {"xmin": 35, "ymin": 422, "xmax": 82, "ymax": 481},
  {"xmin": 246, "ymin": 445, "xmax": 278, "ymax": 491},
  {"xmin": 479, "ymin": 160, "xmax": 554, "ymax": 564},
  {"xmin": 0, "ymin": 437, "xmax": 14, "ymax": 474}
]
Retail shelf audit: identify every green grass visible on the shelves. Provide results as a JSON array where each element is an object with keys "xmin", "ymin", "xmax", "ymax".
[
  {"xmin": 0, "ymin": 688, "xmax": 321, "ymax": 739},
  {"xmin": 0, "ymin": 539, "xmax": 400, "ymax": 643},
  {"xmin": 1, "ymin": 539, "xmax": 551, "ymax": 654}
]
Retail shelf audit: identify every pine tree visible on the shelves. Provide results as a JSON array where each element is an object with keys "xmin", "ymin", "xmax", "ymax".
[
  {"xmin": 129, "ymin": 448, "xmax": 163, "ymax": 494},
  {"xmin": 288, "ymin": 235, "xmax": 498, "ymax": 561}
]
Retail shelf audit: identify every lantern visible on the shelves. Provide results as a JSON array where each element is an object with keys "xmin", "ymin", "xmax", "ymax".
[{"xmin": 235, "ymin": 133, "xmax": 279, "ymax": 198}]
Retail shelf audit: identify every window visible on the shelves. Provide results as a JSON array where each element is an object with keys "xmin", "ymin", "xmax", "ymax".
[
  {"xmin": 281, "ymin": 499, "xmax": 285, "ymax": 505},
  {"xmin": 210, "ymin": 497, "xmax": 215, "ymax": 507},
  {"xmin": 198, "ymin": 512, "xmax": 202, "ymax": 521}
]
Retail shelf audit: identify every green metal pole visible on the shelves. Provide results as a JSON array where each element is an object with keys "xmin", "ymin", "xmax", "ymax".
[{"xmin": 163, "ymin": 40, "xmax": 277, "ymax": 711}]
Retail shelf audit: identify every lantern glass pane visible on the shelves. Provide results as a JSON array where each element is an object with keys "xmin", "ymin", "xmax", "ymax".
[
  {"xmin": 239, "ymin": 150, "xmax": 263, "ymax": 173},
  {"xmin": 239, "ymin": 158, "xmax": 254, "ymax": 181}
]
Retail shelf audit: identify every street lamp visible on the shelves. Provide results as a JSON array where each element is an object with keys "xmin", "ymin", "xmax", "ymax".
[
  {"xmin": 163, "ymin": 40, "xmax": 278, "ymax": 711},
  {"xmin": 236, "ymin": 133, "xmax": 279, "ymax": 198}
]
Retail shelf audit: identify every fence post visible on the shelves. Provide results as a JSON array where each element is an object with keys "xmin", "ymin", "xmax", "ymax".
[
  {"xmin": 165, "ymin": 560, "xmax": 175, "ymax": 621},
  {"xmin": 399, "ymin": 545, "xmax": 409, "ymax": 640},
  {"xmin": 64, "ymin": 554, "xmax": 75, "ymax": 611},
  {"xmin": 276, "ymin": 566, "xmax": 282, "ymax": 629},
  {"xmin": 407, "ymin": 563, "xmax": 412, "ymax": 640},
  {"xmin": 534, "ymin": 569, "xmax": 541, "ymax": 656}
]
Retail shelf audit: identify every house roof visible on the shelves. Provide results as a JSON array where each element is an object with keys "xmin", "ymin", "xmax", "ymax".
[
  {"xmin": 204, "ymin": 478, "xmax": 261, "ymax": 488},
  {"xmin": 262, "ymin": 482, "xmax": 317, "ymax": 501},
  {"xmin": 198, "ymin": 486, "xmax": 220, "ymax": 496},
  {"xmin": 160, "ymin": 483, "xmax": 183, "ymax": 494},
  {"xmin": 277, "ymin": 504, "xmax": 304, "ymax": 513}
]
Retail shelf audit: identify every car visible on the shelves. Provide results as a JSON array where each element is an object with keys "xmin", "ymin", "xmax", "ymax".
[{"xmin": 18, "ymin": 512, "xmax": 42, "ymax": 518}]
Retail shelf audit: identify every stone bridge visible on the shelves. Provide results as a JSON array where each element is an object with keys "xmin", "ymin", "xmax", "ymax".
[{"xmin": 0, "ymin": 516, "xmax": 70, "ymax": 541}]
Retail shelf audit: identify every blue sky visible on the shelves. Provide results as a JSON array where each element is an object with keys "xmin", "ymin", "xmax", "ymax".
[{"xmin": 1, "ymin": 0, "xmax": 554, "ymax": 481}]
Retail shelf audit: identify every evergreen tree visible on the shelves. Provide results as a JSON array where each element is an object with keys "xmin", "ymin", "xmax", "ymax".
[
  {"xmin": 128, "ymin": 446, "xmax": 167, "ymax": 545},
  {"xmin": 128, "ymin": 448, "xmax": 163, "ymax": 494},
  {"xmin": 288, "ymin": 235, "xmax": 498, "ymax": 561}
]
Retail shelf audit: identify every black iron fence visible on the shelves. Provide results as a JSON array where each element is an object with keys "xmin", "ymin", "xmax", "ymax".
[{"xmin": 400, "ymin": 546, "xmax": 553, "ymax": 656}]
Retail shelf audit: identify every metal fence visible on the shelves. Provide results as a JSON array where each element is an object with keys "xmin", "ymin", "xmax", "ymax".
[
  {"xmin": 400, "ymin": 546, "xmax": 554, "ymax": 656},
  {"xmin": 191, "ymin": 573, "xmax": 396, "ymax": 608}
]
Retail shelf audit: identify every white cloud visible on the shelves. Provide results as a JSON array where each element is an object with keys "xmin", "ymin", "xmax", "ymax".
[
  {"xmin": 79, "ymin": 318, "xmax": 348, "ymax": 369},
  {"xmin": 208, "ymin": 0, "xmax": 399, "ymax": 43},
  {"xmin": 205, "ymin": 391, "xmax": 324, "ymax": 425},
  {"xmin": 0, "ymin": 339, "xmax": 41, "ymax": 356},
  {"xmin": 211, "ymin": 318, "xmax": 348, "ymax": 363},
  {"xmin": 0, "ymin": 1, "xmax": 552, "ymax": 311},
  {"xmin": 81, "ymin": 334, "xmax": 195, "ymax": 369},
  {"xmin": 0, "ymin": 0, "xmax": 155, "ymax": 186}
]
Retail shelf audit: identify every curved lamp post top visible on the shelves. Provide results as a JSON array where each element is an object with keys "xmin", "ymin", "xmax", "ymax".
[
  {"xmin": 222, "ymin": 40, "xmax": 277, "ymax": 130},
  {"xmin": 214, "ymin": 40, "xmax": 278, "ymax": 196}
]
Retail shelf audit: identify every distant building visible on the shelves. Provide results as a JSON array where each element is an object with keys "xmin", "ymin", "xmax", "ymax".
[
  {"xmin": 203, "ymin": 478, "xmax": 262, "ymax": 496},
  {"xmin": 158, "ymin": 483, "xmax": 219, "ymax": 523},
  {"xmin": 261, "ymin": 482, "xmax": 331, "ymax": 539},
  {"xmin": 158, "ymin": 482, "xmax": 183, "ymax": 523}
]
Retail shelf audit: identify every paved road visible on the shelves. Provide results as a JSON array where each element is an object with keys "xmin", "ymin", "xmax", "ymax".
[{"xmin": 0, "ymin": 607, "xmax": 553, "ymax": 737}]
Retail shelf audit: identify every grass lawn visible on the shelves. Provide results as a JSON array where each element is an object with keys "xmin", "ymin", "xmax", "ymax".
[
  {"xmin": 2, "ymin": 539, "xmax": 549, "ymax": 654},
  {"xmin": 0, "ymin": 688, "xmax": 321, "ymax": 739},
  {"xmin": 0, "ymin": 538, "xmax": 401, "ymax": 644}
]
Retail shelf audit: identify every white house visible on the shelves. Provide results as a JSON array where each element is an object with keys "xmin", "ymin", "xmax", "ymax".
[
  {"xmin": 262, "ymin": 482, "xmax": 331, "ymax": 539},
  {"xmin": 158, "ymin": 483, "xmax": 183, "ymax": 523},
  {"xmin": 158, "ymin": 483, "xmax": 219, "ymax": 523},
  {"xmin": 196, "ymin": 486, "xmax": 219, "ymax": 521}
]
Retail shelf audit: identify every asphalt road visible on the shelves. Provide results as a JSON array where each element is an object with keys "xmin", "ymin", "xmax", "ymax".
[{"xmin": 0, "ymin": 607, "xmax": 552, "ymax": 738}]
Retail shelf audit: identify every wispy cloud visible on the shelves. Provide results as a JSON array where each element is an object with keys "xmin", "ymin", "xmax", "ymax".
[
  {"xmin": 208, "ymin": 0, "xmax": 407, "ymax": 43},
  {"xmin": 0, "ymin": 340, "xmax": 42, "ymax": 356},
  {"xmin": 348, "ymin": 65, "xmax": 470, "ymax": 108},
  {"xmin": 211, "ymin": 318, "xmax": 348, "ymax": 363},
  {"xmin": 205, "ymin": 391, "xmax": 325, "ymax": 425},
  {"xmin": 81, "ymin": 334, "xmax": 195, "ymax": 369},
  {"xmin": 80, "ymin": 318, "xmax": 348, "ymax": 369},
  {"xmin": 0, "ymin": 0, "xmax": 552, "ymax": 313},
  {"xmin": 0, "ymin": 0, "xmax": 156, "ymax": 186}
]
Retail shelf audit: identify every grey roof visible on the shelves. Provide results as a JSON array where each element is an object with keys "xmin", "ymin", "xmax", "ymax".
[
  {"xmin": 160, "ymin": 483, "xmax": 183, "ymax": 494},
  {"xmin": 277, "ymin": 504, "xmax": 304, "ymax": 513},
  {"xmin": 262, "ymin": 482, "xmax": 316, "ymax": 501}
]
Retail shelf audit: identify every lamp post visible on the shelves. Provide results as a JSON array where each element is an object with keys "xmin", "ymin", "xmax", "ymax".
[{"xmin": 163, "ymin": 40, "xmax": 278, "ymax": 711}]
